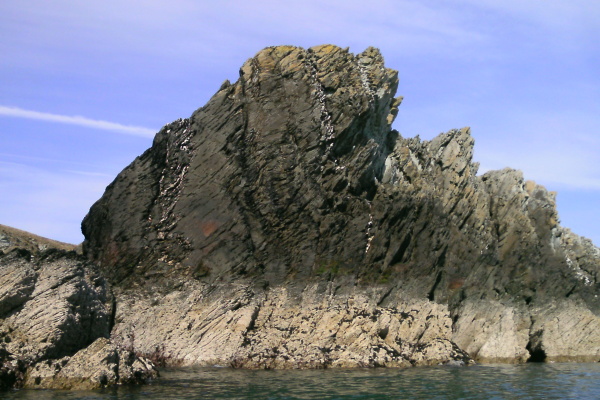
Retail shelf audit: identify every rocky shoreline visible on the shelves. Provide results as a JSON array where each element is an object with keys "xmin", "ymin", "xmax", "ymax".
[
  {"xmin": 1, "ymin": 45, "xmax": 599, "ymax": 390},
  {"xmin": 0, "ymin": 235, "xmax": 158, "ymax": 390}
]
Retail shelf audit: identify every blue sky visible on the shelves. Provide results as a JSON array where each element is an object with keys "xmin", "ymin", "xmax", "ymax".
[{"xmin": 1, "ymin": 0, "xmax": 598, "ymax": 246}]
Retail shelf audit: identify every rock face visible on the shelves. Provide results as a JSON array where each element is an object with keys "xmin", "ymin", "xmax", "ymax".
[
  {"xmin": 23, "ymin": 337, "xmax": 157, "ymax": 390},
  {"xmin": 82, "ymin": 45, "xmax": 401, "ymax": 285},
  {"xmin": 0, "ymin": 244, "xmax": 157, "ymax": 389},
  {"xmin": 2, "ymin": 45, "xmax": 600, "ymax": 389},
  {"xmin": 109, "ymin": 281, "xmax": 470, "ymax": 369},
  {"xmin": 80, "ymin": 44, "xmax": 600, "ymax": 367}
]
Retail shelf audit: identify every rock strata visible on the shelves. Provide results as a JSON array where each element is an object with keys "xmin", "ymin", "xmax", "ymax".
[
  {"xmin": 0, "ymin": 224, "xmax": 76, "ymax": 254},
  {"xmin": 23, "ymin": 337, "xmax": 157, "ymax": 390},
  {"xmin": 80, "ymin": 45, "xmax": 599, "ymax": 367},
  {"xmin": 0, "ymin": 244, "xmax": 157, "ymax": 389},
  {"xmin": 110, "ymin": 281, "xmax": 471, "ymax": 369},
  {"xmin": 2, "ymin": 44, "xmax": 600, "ymax": 389}
]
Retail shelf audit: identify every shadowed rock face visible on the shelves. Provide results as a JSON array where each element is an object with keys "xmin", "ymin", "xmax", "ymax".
[
  {"xmin": 59, "ymin": 44, "xmax": 600, "ymax": 367},
  {"xmin": 82, "ymin": 45, "xmax": 401, "ymax": 286}
]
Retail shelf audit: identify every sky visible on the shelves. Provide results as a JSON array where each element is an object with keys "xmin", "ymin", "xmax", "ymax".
[{"xmin": 0, "ymin": 0, "xmax": 598, "ymax": 246}]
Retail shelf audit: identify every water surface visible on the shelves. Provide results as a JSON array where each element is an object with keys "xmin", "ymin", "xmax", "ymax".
[{"xmin": 5, "ymin": 363, "xmax": 600, "ymax": 399}]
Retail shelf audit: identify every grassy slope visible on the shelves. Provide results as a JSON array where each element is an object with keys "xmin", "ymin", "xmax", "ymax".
[{"xmin": 0, "ymin": 224, "xmax": 78, "ymax": 254}]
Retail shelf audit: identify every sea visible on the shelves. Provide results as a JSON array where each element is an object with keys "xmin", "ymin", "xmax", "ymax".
[{"xmin": 4, "ymin": 363, "xmax": 600, "ymax": 399}]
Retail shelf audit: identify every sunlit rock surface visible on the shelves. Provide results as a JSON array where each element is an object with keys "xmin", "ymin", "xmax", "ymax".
[{"xmin": 0, "ymin": 228, "xmax": 157, "ymax": 389}]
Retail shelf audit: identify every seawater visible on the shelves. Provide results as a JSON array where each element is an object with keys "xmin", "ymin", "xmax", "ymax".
[{"xmin": 4, "ymin": 363, "xmax": 600, "ymax": 399}]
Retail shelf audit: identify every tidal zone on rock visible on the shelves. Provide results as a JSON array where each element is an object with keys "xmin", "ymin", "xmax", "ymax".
[{"xmin": 1, "ymin": 45, "xmax": 599, "ymax": 389}]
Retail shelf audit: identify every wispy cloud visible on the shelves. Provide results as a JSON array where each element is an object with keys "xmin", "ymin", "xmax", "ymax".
[
  {"xmin": 0, "ymin": 152, "xmax": 101, "ymax": 169},
  {"xmin": 0, "ymin": 105, "xmax": 156, "ymax": 137},
  {"xmin": 63, "ymin": 169, "xmax": 113, "ymax": 178}
]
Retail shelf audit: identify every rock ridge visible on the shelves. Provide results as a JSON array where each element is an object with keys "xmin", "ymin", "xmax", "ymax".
[
  {"xmin": 1, "ymin": 44, "xmax": 599, "ymax": 389},
  {"xmin": 81, "ymin": 44, "xmax": 600, "ymax": 367}
]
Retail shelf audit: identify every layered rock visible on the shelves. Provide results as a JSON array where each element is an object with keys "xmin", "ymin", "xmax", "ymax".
[
  {"xmin": 0, "ymin": 224, "xmax": 76, "ymax": 254},
  {"xmin": 79, "ymin": 44, "xmax": 600, "ymax": 367},
  {"xmin": 109, "ymin": 280, "xmax": 470, "ymax": 369},
  {"xmin": 23, "ymin": 337, "xmax": 157, "ymax": 390},
  {"xmin": 377, "ymin": 128, "xmax": 600, "ymax": 362},
  {"xmin": 0, "ymin": 244, "xmax": 157, "ymax": 389},
  {"xmin": 82, "ymin": 45, "xmax": 401, "ymax": 286},
  {"xmin": 2, "ymin": 45, "xmax": 599, "ymax": 390}
]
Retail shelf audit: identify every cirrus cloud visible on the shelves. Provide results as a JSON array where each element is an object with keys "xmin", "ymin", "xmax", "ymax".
[{"xmin": 0, "ymin": 105, "xmax": 156, "ymax": 137}]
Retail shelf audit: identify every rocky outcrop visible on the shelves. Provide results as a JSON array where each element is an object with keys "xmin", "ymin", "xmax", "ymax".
[
  {"xmin": 23, "ymin": 337, "xmax": 157, "ymax": 390},
  {"xmin": 81, "ymin": 45, "xmax": 401, "ymax": 286},
  {"xmin": 109, "ymin": 281, "xmax": 470, "ymax": 369},
  {"xmin": 79, "ymin": 44, "xmax": 600, "ymax": 368},
  {"xmin": 2, "ymin": 45, "xmax": 599, "ymax": 389},
  {"xmin": 0, "ymin": 245, "xmax": 157, "ymax": 389},
  {"xmin": 378, "ymin": 128, "xmax": 600, "ymax": 362}
]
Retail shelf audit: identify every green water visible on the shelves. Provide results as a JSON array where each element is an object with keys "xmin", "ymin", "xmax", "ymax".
[{"xmin": 4, "ymin": 363, "xmax": 600, "ymax": 399}]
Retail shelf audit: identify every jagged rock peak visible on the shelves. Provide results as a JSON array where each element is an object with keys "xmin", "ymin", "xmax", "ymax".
[
  {"xmin": 81, "ymin": 45, "xmax": 404, "ymax": 283},
  {"xmin": 233, "ymin": 44, "xmax": 401, "ymax": 152},
  {"xmin": 78, "ymin": 45, "xmax": 600, "ymax": 367}
]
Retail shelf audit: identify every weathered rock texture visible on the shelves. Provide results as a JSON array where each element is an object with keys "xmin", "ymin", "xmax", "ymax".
[
  {"xmin": 2, "ymin": 45, "xmax": 599, "ymax": 389},
  {"xmin": 23, "ymin": 337, "xmax": 157, "ymax": 390},
  {"xmin": 79, "ymin": 44, "xmax": 600, "ymax": 367},
  {"xmin": 0, "ymin": 242, "xmax": 157, "ymax": 389},
  {"xmin": 110, "ymin": 281, "xmax": 470, "ymax": 369}
]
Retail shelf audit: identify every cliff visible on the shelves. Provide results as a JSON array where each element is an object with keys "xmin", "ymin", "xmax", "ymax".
[{"xmin": 1, "ymin": 45, "xmax": 599, "ymax": 389}]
